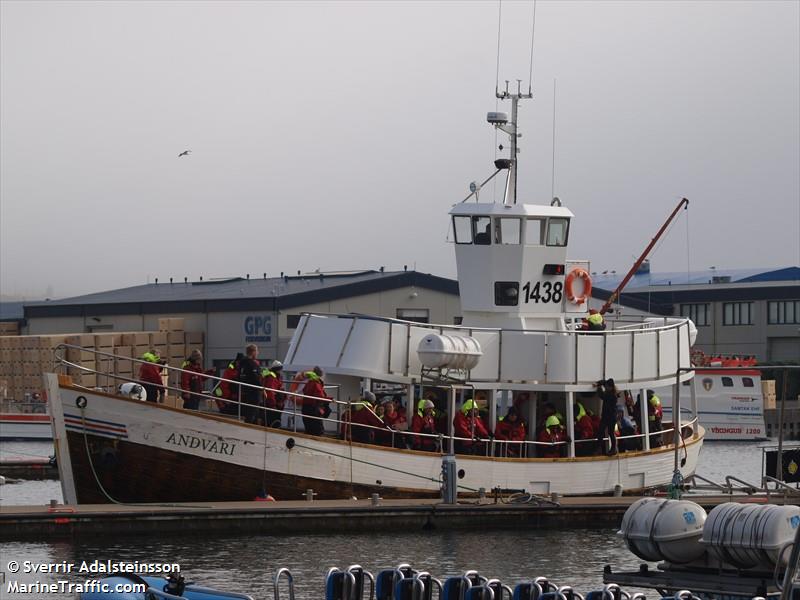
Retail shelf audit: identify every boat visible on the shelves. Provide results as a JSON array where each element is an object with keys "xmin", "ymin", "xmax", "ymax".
[
  {"xmin": 46, "ymin": 84, "xmax": 704, "ymax": 505},
  {"xmin": 658, "ymin": 353, "xmax": 767, "ymax": 441},
  {"xmin": 0, "ymin": 397, "xmax": 52, "ymax": 440}
]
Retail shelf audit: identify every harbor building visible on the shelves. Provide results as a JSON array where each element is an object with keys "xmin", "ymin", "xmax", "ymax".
[
  {"xmin": 19, "ymin": 270, "xmax": 460, "ymax": 368},
  {"xmin": 589, "ymin": 266, "xmax": 800, "ymax": 362}
]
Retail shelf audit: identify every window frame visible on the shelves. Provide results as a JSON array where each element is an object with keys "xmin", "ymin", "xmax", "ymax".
[
  {"xmin": 545, "ymin": 217, "xmax": 570, "ymax": 247},
  {"xmin": 452, "ymin": 216, "xmax": 473, "ymax": 245},
  {"xmin": 742, "ymin": 377, "xmax": 754, "ymax": 388},
  {"xmin": 396, "ymin": 308, "xmax": 430, "ymax": 324},
  {"xmin": 767, "ymin": 300, "xmax": 800, "ymax": 325},
  {"xmin": 472, "ymin": 216, "xmax": 492, "ymax": 245},
  {"xmin": 721, "ymin": 377, "xmax": 734, "ymax": 387},
  {"xmin": 722, "ymin": 302, "xmax": 754, "ymax": 326},
  {"xmin": 680, "ymin": 303, "xmax": 710, "ymax": 327},
  {"xmin": 525, "ymin": 218, "xmax": 545, "ymax": 246},
  {"xmin": 495, "ymin": 217, "xmax": 522, "ymax": 245}
]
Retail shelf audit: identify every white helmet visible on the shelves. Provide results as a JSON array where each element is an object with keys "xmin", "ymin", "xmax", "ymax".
[
  {"xmin": 269, "ymin": 360, "xmax": 283, "ymax": 370},
  {"xmin": 118, "ymin": 382, "xmax": 147, "ymax": 401}
]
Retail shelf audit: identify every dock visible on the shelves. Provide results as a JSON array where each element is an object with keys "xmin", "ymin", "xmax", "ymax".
[{"xmin": 0, "ymin": 494, "xmax": 791, "ymax": 540}]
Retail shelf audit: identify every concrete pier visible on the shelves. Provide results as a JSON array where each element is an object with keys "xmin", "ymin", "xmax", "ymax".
[{"xmin": 0, "ymin": 494, "xmax": 790, "ymax": 540}]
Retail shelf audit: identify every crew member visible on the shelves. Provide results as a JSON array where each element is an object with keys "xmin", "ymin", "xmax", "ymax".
[
  {"xmin": 138, "ymin": 351, "xmax": 164, "ymax": 403},
  {"xmin": 237, "ymin": 344, "xmax": 264, "ymax": 424},
  {"xmin": 180, "ymin": 349, "xmax": 214, "ymax": 410},
  {"xmin": 301, "ymin": 366, "xmax": 332, "ymax": 436},
  {"xmin": 596, "ymin": 378, "xmax": 619, "ymax": 455},
  {"xmin": 586, "ymin": 309, "xmax": 606, "ymax": 332},
  {"xmin": 411, "ymin": 399, "xmax": 438, "ymax": 451},
  {"xmin": 262, "ymin": 359, "xmax": 285, "ymax": 428},
  {"xmin": 453, "ymin": 399, "xmax": 490, "ymax": 455}
]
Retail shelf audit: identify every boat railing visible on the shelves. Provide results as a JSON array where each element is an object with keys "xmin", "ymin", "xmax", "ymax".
[
  {"xmin": 53, "ymin": 343, "xmax": 697, "ymax": 460},
  {"xmin": 285, "ymin": 312, "xmax": 695, "ymax": 388}
]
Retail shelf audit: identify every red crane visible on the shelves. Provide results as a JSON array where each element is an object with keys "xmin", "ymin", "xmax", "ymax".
[{"xmin": 599, "ymin": 197, "xmax": 689, "ymax": 315}]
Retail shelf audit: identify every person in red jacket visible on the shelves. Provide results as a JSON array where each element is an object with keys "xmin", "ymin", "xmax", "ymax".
[
  {"xmin": 411, "ymin": 399, "xmax": 439, "ymax": 451},
  {"xmin": 180, "ymin": 349, "xmax": 215, "ymax": 410},
  {"xmin": 262, "ymin": 359, "xmax": 285, "ymax": 428},
  {"xmin": 213, "ymin": 354, "xmax": 242, "ymax": 416},
  {"xmin": 453, "ymin": 399, "xmax": 490, "ymax": 455},
  {"xmin": 138, "ymin": 351, "xmax": 164, "ymax": 403},
  {"xmin": 350, "ymin": 391, "xmax": 386, "ymax": 444},
  {"xmin": 494, "ymin": 406, "xmax": 527, "ymax": 457},
  {"xmin": 301, "ymin": 366, "xmax": 332, "ymax": 436}
]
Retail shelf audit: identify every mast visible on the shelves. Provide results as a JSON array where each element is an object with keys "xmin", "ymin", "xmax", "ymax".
[
  {"xmin": 599, "ymin": 197, "xmax": 690, "ymax": 315},
  {"xmin": 493, "ymin": 80, "xmax": 532, "ymax": 205}
]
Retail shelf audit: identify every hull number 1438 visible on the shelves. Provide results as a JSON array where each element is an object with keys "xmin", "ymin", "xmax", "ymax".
[{"xmin": 522, "ymin": 281, "xmax": 563, "ymax": 304}]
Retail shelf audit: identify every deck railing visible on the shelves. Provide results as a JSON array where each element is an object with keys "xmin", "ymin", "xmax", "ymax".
[
  {"xmin": 285, "ymin": 312, "xmax": 694, "ymax": 387},
  {"xmin": 52, "ymin": 344, "xmax": 696, "ymax": 460}
]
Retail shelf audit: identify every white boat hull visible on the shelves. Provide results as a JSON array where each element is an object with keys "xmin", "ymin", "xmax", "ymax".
[{"xmin": 48, "ymin": 376, "xmax": 704, "ymax": 505}]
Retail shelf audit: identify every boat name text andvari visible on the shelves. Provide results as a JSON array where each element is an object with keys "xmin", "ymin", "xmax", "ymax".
[{"xmin": 165, "ymin": 432, "xmax": 236, "ymax": 456}]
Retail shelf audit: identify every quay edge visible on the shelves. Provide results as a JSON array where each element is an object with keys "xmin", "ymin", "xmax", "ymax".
[{"xmin": 0, "ymin": 495, "xmax": 792, "ymax": 541}]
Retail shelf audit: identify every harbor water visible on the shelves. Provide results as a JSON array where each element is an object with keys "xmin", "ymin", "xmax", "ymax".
[{"xmin": 0, "ymin": 441, "xmax": 766, "ymax": 599}]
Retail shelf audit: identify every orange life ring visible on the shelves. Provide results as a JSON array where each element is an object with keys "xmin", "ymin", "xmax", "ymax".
[{"xmin": 565, "ymin": 268, "xmax": 592, "ymax": 305}]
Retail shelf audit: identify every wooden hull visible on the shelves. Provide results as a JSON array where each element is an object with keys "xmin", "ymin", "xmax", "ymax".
[{"xmin": 47, "ymin": 375, "xmax": 705, "ymax": 505}]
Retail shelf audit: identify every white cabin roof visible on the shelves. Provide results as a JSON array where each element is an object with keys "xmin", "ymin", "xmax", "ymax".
[{"xmin": 449, "ymin": 202, "xmax": 574, "ymax": 218}]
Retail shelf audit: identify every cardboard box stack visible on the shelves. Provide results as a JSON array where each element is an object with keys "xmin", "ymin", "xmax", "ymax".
[
  {"xmin": 0, "ymin": 334, "xmax": 68, "ymax": 401},
  {"xmin": 0, "ymin": 319, "xmax": 204, "ymax": 402},
  {"xmin": 0, "ymin": 322, "xmax": 20, "ymax": 336},
  {"xmin": 762, "ymin": 379, "xmax": 777, "ymax": 410}
]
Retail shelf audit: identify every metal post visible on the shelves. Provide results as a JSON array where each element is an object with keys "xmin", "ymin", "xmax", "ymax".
[
  {"xmin": 488, "ymin": 389, "xmax": 497, "ymax": 435},
  {"xmin": 640, "ymin": 387, "xmax": 650, "ymax": 451},
  {"xmin": 689, "ymin": 375, "xmax": 698, "ymax": 438},
  {"xmin": 778, "ymin": 368, "xmax": 789, "ymax": 479},
  {"xmin": 406, "ymin": 382, "xmax": 415, "ymax": 432},
  {"xmin": 448, "ymin": 387, "xmax": 456, "ymax": 454},
  {"xmin": 673, "ymin": 380, "xmax": 680, "ymax": 473},
  {"xmin": 566, "ymin": 391, "xmax": 575, "ymax": 458}
]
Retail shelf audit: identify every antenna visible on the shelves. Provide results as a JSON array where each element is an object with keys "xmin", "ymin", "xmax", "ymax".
[
  {"xmin": 490, "ymin": 79, "xmax": 532, "ymax": 205},
  {"xmin": 551, "ymin": 78, "xmax": 557, "ymax": 200}
]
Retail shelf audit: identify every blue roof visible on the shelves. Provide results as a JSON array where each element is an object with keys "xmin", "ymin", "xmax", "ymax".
[
  {"xmin": 590, "ymin": 266, "xmax": 799, "ymax": 291},
  {"xmin": 0, "ymin": 301, "xmax": 25, "ymax": 321}
]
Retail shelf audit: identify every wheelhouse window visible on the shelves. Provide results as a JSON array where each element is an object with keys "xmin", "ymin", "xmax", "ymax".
[
  {"xmin": 473, "ymin": 216, "xmax": 492, "ymax": 245},
  {"xmin": 525, "ymin": 218, "xmax": 544, "ymax": 246},
  {"xmin": 546, "ymin": 218, "xmax": 570, "ymax": 247},
  {"xmin": 723, "ymin": 302, "xmax": 753, "ymax": 326},
  {"xmin": 496, "ymin": 218, "xmax": 522, "ymax": 245},
  {"xmin": 453, "ymin": 216, "xmax": 473, "ymax": 244},
  {"xmin": 722, "ymin": 377, "xmax": 733, "ymax": 387},
  {"xmin": 743, "ymin": 377, "xmax": 754, "ymax": 388}
]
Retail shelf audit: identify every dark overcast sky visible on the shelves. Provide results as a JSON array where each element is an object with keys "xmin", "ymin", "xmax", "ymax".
[{"xmin": 1, "ymin": 0, "xmax": 798, "ymax": 298}]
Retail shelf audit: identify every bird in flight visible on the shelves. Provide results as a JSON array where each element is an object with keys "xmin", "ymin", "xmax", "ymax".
[{"xmin": 178, "ymin": 150, "xmax": 191, "ymax": 157}]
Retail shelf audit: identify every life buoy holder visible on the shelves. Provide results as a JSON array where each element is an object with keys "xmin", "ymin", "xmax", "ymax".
[{"xmin": 565, "ymin": 268, "xmax": 592, "ymax": 305}]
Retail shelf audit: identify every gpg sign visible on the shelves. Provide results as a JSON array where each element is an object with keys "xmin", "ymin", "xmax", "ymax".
[{"xmin": 244, "ymin": 315, "xmax": 272, "ymax": 343}]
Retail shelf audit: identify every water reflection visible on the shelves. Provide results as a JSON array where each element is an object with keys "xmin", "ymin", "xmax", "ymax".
[{"xmin": 2, "ymin": 530, "xmax": 646, "ymax": 600}]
